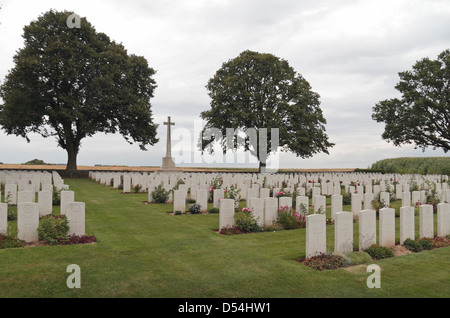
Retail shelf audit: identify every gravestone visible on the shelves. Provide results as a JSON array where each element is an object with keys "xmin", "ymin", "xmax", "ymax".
[
  {"xmin": 379, "ymin": 208, "xmax": 395, "ymax": 247},
  {"xmin": 259, "ymin": 188, "xmax": 270, "ymax": 199},
  {"xmin": 66, "ymin": 202, "xmax": 85, "ymax": 236},
  {"xmin": 351, "ymin": 193, "xmax": 362, "ymax": 216},
  {"xmin": 419, "ymin": 204, "xmax": 434, "ymax": 238},
  {"xmin": 296, "ymin": 196, "xmax": 309, "ymax": 214},
  {"xmin": 334, "ymin": 212, "xmax": 353, "ymax": 254},
  {"xmin": 38, "ymin": 190, "xmax": 53, "ymax": 217},
  {"xmin": 400, "ymin": 206, "xmax": 415, "ymax": 244},
  {"xmin": 306, "ymin": 213, "xmax": 326, "ymax": 258},
  {"xmin": 4, "ymin": 184, "xmax": 17, "ymax": 205},
  {"xmin": 359, "ymin": 209, "xmax": 376, "ymax": 250},
  {"xmin": 402, "ymin": 191, "xmax": 411, "ymax": 207},
  {"xmin": 219, "ymin": 199, "xmax": 235, "ymax": 230},
  {"xmin": 246, "ymin": 188, "xmax": 259, "ymax": 201},
  {"xmin": 331, "ymin": 194, "xmax": 343, "ymax": 220},
  {"xmin": 123, "ymin": 175, "xmax": 131, "ymax": 193},
  {"xmin": 60, "ymin": 191, "xmax": 75, "ymax": 215},
  {"xmin": 196, "ymin": 189, "xmax": 208, "ymax": 213},
  {"xmin": 379, "ymin": 192, "xmax": 390, "ymax": 206},
  {"xmin": 213, "ymin": 189, "xmax": 224, "ymax": 209},
  {"xmin": 0, "ymin": 203, "xmax": 6, "ymax": 234},
  {"xmin": 363, "ymin": 192, "xmax": 374, "ymax": 210},
  {"xmin": 17, "ymin": 191, "xmax": 33, "ymax": 204},
  {"xmin": 17, "ymin": 202, "xmax": 39, "ymax": 242},
  {"xmin": 279, "ymin": 196, "xmax": 292, "ymax": 209},
  {"xmin": 437, "ymin": 203, "xmax": 450, "ymax": 237},
  {"xmin": 411, "ymin": 191, "xmax": 421, "ymax": 206},
  {"xmin": 264, "ymin": 197, "xmax": 278, "ymax": 226},
  {"xmin": 173, "ymin": 189, "xmax": 186, "ymax": 213},
  {"xmin": 250, "ymin": 198, "xmax": 265, "ymax": 227},
  {"xmin": 313, "ymin": 195, "xmax": 326, "ymax": 214}
]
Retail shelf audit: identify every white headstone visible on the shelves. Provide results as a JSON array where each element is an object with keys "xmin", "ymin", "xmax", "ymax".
[
  {"xmin": 334, "ymin": 211, "xmax": 353, "ymax": 254},
  {"xmin": 123, "ymin": 175, "xmax": 131, "ymax": 193},
  {"xmin": 402, "ymin": 191, "xmax": 411, "ymax": 207},
  {"xmin": 279, "ymin": 196, "xmax": 292, "ymax": 209},
  {"xmin": 17, "ymin": 190, "xmax": 33, "ymax": 204},
  {"xmin": 219, "ymin": 199, "xmax": 235, "ymax": 230},
  {"xmin": 17, "ymin": 202, "xmax": 39, "ymax": 242},
  {"xmin": 379, "ymin": 192, "xmax": 390, "ymax": 206},
  {"xmin": 66, "ymin": 202, "xmax": 85, "ymax": 236},
  {"xmin": 60, "ymin": 191, "xmax": 75, "ymax": 215},
  {"xmin": 250, "ymin": 198, "xmax": 264, "ymax": 227},
  {"xmin": 264, "ymin": 197, "xmax": 278, "ymax": 226},
  {"xmin": 359, "ymin": 209, "xmax": 376, "ymax": 250},
  {"xmin": 363, "ymin": 192, "xmax": 374, "ymax": 211},
  {"xmin": 38, "ymin": 190, "xmax": 53, "ymax": 217},
  {"xmin": 379, "ymin": 208, "xmax": 395, "ymax": 247},
  {"xmin": 213, "ymin": 189, "xmax": 224, "ymax": 209},
  {"xmin": 306, "ymin": 213, "xmax": 326, "ymax": 258},
  {"xmin": 196, "ymin": 189, "xmax": 208, "ymax": 213},
  {"xmin": 419, "ymin": 204, "xmax": 434, "ymax": 238},
  {"xmin": 0, "ymin": 203, "xmax": 7, "ymax": 234},
  {"xmin": 437, "ymin": 203, "xmax": 450, "ymax": 237},
  {"xmin": 259, "ymin": 188, "xmax": 270, "ymax": 199},
  {"xmin": 351, "ymin": 193, "xmax": 362, "ymax": 216},
  {"xmin": 400, "ymin": 206, "xmax": 415, "ymax": 244},
  {"xmin": 173, "ymin": 189, "xmax": 186, "ymax": 213},
  {"xmin": 313, "ymin": 195, "xmax": 326, "ymax": 214},
  {"xmin": 296, "ymin": 196, "xmax": 309, "ymax": 214},
  {"xmin": 331, "ymin": 194, "xmax": 342, "ymax": 220}
]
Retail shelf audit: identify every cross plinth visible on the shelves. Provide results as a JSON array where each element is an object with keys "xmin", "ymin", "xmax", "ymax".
[{"xmin": 160, "ymin": 116, "xmax": 178, "ymax": 172}]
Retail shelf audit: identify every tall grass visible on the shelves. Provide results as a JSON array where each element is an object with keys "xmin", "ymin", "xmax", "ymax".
[{"xmin": 370, "ymin": 157, "xmax": 450, "ymax": 175}]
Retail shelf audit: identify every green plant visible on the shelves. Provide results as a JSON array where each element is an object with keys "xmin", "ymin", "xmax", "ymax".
[
  {"xmin": 235, "ymin": 208, "xmax": 261, "ymax": 233},
  {"xmin": 52, "ymin": 186, "xmax": 62, "ymax": 205},
  {"xmin": 0, "ymin": 232, "xmax": 25, "ymax": 249},
  {"xmin": 403, "ymin": 238, "xmax": 423, "ymax": 253},
  {"xmin": 188, "ymin": 203, "xmax": 202, "ymax": 214},
  {"xmin": 208, "ymin": 207, "xmax": 219, "ymax": 214},
  {"xmin": 342, "ymin": 192, "xmax": 351, "ymax": 205},
  {"xmin": 364, "ymin": 244, "xmax": 394, "ymax": 260},
  {"xmin": 418, "ymin": 238, "xmax": 433, "ymax": 250},
  {"xmin": 174, "ymin": 211, "xmax": 182, "ymax": 215},
  {"xmin": 303, "ymin": 253, "xmax": 349, "ymax": 271},
  {"xmin": 151, "ymin": 183, "xmax": 170, "ymax": 204},
  {"xmin": 133, "ymin": 184, "xmax": 143, "ymax": 194},
  {"xmin": 346, "ymin": 251, "xmax": 372, "ymax": 265},
  {"xmin": 37, "ymin": 215, "xmax": 70, "ymax": 245},
  {"xmin": 276, "ymin": 206, "xmax": 306, "ymax": 230},
  {"xmin": 225, "ymin": 184, "xmax": 241, "ymax": 206}
]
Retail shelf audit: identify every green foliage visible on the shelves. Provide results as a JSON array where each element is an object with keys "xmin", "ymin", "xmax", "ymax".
[
  {"xmin": 372, "ymin": 49, "xmax": 450, "ymax": 153},
  {"xmin": 276, "ymin": 206, "xmax": 306, "ymax": 230},
  {"xmin": 188, "ymin": 203, "xmax": 201, "ymax": 214},
  {"xmin": 133, "ymin": 184, "xmax": 143, "ymax": 194},
  {"xmin": 0, "ymin": 10, "xmax": 158, "ymax": 176},
  {"xmin": 418, "ymin": 238, "xmax": 434, "ymax": 250},
  {"xmin": 200, "ymin": 50, "xmax": 334, "ymax": 171},
  {"xmin": 208, "ymin": 207, "xmax": 219, "ymax": 214},
  {"xmin": 370, "ymin": 157, "xmax": 450, "ymax": 175},
  {"xmin": 235, "ymin": 208, "xmax": 262, "ymax": 233},
  {"xmin": 0, "ymin": 232, "xmax": 25, "ymax": 249},
  {"xmin": 37, "ymin": 215, "xmax": 70, "ymax": 245},
  {"xmin": 303, "ymin": 253, "xmax": 350, "ymax": 271},
  {"xmin": 346, "ymin": 251, "xmax": 372, "ymax": 265},
  {"xmin": 342, "ymin": 192, "xmax": 352, "ymax": 205},
  {"xmin": 22, "ymin": 159, "xmax": 48, "ymax": 165},
  {"xmin": 52, "ymin": 186, "xmax": 61, "ymax": 205},
  {"xmin": 364, "ymin": 244, "xmax": 394, "ymax": 260},
  {"xmin": 403, "ymin": 238, "xmax": 423, "ymax": 252},
  {"xmin": 151, "ymin": 184, "xmax": 170, "ymax": 204}
]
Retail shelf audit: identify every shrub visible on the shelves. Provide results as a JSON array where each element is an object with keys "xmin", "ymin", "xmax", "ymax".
[
  {"xmin": 174, "ymin": 211, "xmax": 182, "ymax": 215},
  {"xmin": 235, "ymin": 209, "xmax": 261, "ymax": 233},
  {"xmin": 346, "ymin": 251, "xmax": 372, "ymax": 265},
  {"xmin": 342, "ymin": 192, "xmax": 352, "ymax": 205},
  {"xmin": 0, "ymin": 233, "xmax": 25, "ymax": 249},
  {"xmin": 429, "ymin": 236, "xmax": 450, "ymax": 249},
  {"xmin": 364, "ymin": 244, "xmax": 394, "ymax": 260},
  {"xmin": 208, "ymin": 207, "xmax": 219, "ymax": 214},
  {"xmin": 133, "ymin": 184, "xmax": 143, "ymax": 193},
  {"xmin": 59, "ymin": 234, "xmax": 97, "ymax": 245},
  {"xmin": 151, "ymin": 184, "xmax": 170, "ymax": 203},
  {"xmin": 418, "ymin": 238, "xmax": 433, "ymax": 250},
  {"xmin": 52, "ymin": 186, "xmax": 62, "ymax": 205},
  {"xmin": 403, "ymin": 238, "xmax": 423, "ymax": 252},
  {"xmin": 188, "ymin": 203, "xmax": 202, "ymax": 214},
  {"xmin": 276, "ymin": 206, "xmax": 306, "ymax": 230},
  {"xmin": 303, "ymin": 253, "xmax": 349, "ymax": 271},
  {"xmin": 7, "ymin": 206, "xmax": 17, "ymax": 221},
  {"xmin": 219, "ymin": 226, "xmax": 242, "ymax": 235},
  {"xmin": 37, "ymin": 215, "xmax": 69, "ymax": 245}
]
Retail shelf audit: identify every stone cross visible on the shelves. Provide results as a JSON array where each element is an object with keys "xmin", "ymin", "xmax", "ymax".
[{"xmin": 164, "ymin": 116, "xmax": 175, "ymax": 158}]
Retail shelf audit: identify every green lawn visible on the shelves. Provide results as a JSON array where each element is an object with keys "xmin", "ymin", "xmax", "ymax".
[{"xmin": 0, "ymin": 178, "xmax": 449, "ymax": 298}]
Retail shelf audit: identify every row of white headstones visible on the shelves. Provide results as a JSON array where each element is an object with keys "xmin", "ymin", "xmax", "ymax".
[
  {"xmin": 0, "ymin": 170, "xmax": 85, "ymax": 243},
  {"xmin": 90, "ymin": 170, "xmax": 450, "ymax": 258}
]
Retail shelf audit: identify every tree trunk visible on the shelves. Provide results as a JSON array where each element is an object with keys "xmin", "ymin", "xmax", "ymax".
[
  {"xmin": 259, "ymin": 161, "xmax": 267, "ymax": 174},
  {"xmin": 64, "ymin": 144, "xmax": 80, "ymax": 178}
]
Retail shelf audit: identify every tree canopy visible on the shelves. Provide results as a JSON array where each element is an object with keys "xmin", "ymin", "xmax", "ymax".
[
  {"xmin": 199, "ymin": 50, "xmax": 334, "ymax": 172},
  {"xmin": 0, "ymin": 10, "xmax": 159, "ymax": 177},
  {"xmin": 372, "ymin": 49, "xmax": 450, "ymax": 153}
]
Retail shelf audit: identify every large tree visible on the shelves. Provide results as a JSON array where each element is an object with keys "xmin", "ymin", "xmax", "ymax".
[
  {"xmin": 0, "ymin": 10, "xmax": 159, "ymax": 177},
  {"xmin": 199, "ymin": 50, "xmax": 334, "ymax": 172},
  {"xmin": 372, "ymin": 49, "xmax": 450, "ymax": 153}
]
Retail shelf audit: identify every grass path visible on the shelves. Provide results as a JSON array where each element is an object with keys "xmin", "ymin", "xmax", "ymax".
[{"xmin": 0, "ymin": 179, "xmax": 449, "ymax": 298}]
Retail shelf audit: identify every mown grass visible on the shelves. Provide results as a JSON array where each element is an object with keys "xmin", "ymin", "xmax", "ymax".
[{"xmin": 0, "ymin": 179, "xmax": 449, "ymax": 298}]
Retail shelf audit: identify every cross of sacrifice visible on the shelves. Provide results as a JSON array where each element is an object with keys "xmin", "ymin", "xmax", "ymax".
[{"xmin": 164, "ymin": 116, "xmax": 175, "ymax": 158}]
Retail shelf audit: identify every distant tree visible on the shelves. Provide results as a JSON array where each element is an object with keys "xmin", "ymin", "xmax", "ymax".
[
  {"xmin": 372, "ymin": 49, "xmax": 450, "ymax": 153},
  {"xmin": 0, "ymin": 10, "xmax": 159, "ymax": 177},
  {"xmin": 23, "ymin": 159, "xmax": 48, "ymax": 165},
  {"xmin": 200, "ymin": 50, "xmax": 334, "ymax": 172}
]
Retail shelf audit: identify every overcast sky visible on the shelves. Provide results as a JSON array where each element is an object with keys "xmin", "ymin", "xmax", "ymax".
[{"xmin": 0, "ymin": 0, "xmax": 449, "ymax": 169}]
